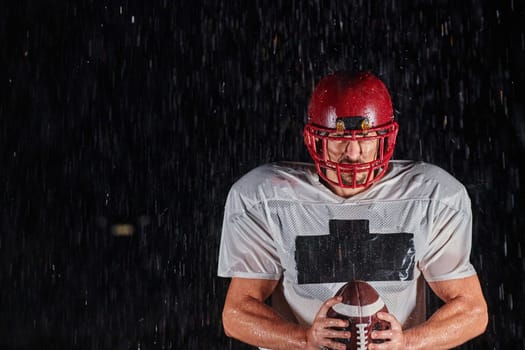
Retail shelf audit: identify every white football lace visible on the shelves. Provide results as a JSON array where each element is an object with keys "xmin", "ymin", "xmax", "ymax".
[{"xmin": 356, "ymin": 323, "xmax": 368, "ymax": 350}]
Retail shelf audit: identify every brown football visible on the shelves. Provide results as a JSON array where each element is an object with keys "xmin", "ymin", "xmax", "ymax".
[{"xmin": 327, "ymin": 280, "xmax": 390, "ymax": 350}]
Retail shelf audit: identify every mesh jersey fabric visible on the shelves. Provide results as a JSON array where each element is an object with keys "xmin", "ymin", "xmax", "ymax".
[{"xmin": 218, "ymin": 160, "xmax": 476, "ymax": 335}]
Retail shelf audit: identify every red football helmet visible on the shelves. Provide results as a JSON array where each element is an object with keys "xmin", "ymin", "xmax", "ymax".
[{"xmin": 304, "ymin": 71, "xmax": 399, "ymax": 189}]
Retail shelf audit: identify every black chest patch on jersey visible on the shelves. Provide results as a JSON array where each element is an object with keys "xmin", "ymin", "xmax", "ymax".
[{"xmin": 295, "ymin": 219, "xmax": 415, "ymax": 284}]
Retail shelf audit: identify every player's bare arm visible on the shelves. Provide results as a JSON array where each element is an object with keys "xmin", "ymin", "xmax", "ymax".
[
  {"xmin": 369, "ymin": 274, "xmax": 488, "ymax": 350},
  {"xmin": 222, "ymin": 278, "xmax": 351, "ymax": 350}
]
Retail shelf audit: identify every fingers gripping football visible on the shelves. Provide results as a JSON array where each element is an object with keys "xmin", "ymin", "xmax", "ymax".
[
  {"xmin": 306, "ymin": 296, "xmax": 351, "ymax": 350},
  {"xmin": 368, "ymin": 312, "xmax": 406, "ymax": 350}
]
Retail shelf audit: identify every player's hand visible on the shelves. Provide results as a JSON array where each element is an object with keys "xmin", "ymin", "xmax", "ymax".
[
  {"xmin": 305, "ymin": 296, "xmax": 351, "ymax": 350},
  {"xmin": 369, "ymin": 312, "xmax": 406, "ymax": 350}
]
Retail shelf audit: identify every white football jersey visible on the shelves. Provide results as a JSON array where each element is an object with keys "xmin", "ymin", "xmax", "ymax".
[{"xmin": 218, "ymin": 161, "xmax": 476, "ymax": 337}]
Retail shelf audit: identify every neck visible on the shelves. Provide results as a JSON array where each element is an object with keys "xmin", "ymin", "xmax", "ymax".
[{"xmin": 321, "ymin": 178, "xmax": 369, "ymax": 198}]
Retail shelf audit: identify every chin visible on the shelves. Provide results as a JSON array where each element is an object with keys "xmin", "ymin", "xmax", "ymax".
[{"xmin": 341, "ymin": 175, "xmax": 367, "ymax": 186}]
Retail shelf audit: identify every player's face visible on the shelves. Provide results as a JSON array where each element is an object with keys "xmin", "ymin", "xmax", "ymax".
[{"xmin": 325, "ymin": 132, "xmax": 379, "ymax": 186}]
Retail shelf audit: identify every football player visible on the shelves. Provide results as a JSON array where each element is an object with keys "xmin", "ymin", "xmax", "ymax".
[{"xmin": 218, "ymin": 71, "xmax": 488, "ymax": 349}]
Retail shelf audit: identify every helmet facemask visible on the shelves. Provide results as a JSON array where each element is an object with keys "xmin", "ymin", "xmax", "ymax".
[{"xmin": 304, "ymin": 117, "xmax": 398, "ymax": 189}]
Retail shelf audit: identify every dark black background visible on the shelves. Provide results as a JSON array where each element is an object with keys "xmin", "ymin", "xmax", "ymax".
[{"xmin": 1, "ymin": 0, "xmax": 524, "ymax": 349}]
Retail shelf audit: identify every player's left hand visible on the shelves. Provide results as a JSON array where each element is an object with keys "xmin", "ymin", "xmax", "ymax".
[{"xmin": 368, "ymin": 312, "xmax": 406, "ymax": 350}]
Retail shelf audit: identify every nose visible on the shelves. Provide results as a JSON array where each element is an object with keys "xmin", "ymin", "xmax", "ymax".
[{"xmin": 344, "ymin": 140, "xmax": 361, "ymax": 161}]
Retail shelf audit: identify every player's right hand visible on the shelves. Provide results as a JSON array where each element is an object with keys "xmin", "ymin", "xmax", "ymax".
[{"xmin": 305, "ymin": 296, "xmax": 351, "ymax": 350}]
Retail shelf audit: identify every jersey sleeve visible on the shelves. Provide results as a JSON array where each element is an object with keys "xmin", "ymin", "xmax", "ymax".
[
  {"xmin": 217, "ymin": 187, "xmax": 282, "ymax": 280},
  {"xmin": 419, "ymin": 186, "xmax": 477, "ymax": 282}
]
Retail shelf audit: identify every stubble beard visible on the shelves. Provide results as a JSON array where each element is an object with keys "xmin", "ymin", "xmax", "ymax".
[
  {"xmin": 340, "ymin": 169, "xmax": 369, "ymax": 186},
  {"xmin": 335, "ymin": 158, "xmax": 369, "ymax": 186}
]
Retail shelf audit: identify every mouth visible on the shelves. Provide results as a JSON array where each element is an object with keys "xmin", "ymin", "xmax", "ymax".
[
  {"xmin": 343, "ymin": 174, "xmax": 367, "ymax": 185},
  {"xmin": 338, "ymin": 166, "xmax": 369, "ymax": 185},
  {"xmin": 337, "ymin": 158, "xmax": 360, "ymax": 165}
]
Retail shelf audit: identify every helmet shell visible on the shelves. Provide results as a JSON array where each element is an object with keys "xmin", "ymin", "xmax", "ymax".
[
  {"xmin": 307, "ymin": 71, "xmax": 394, "ymax": 129},
  {"xmin": 304, "ymin": 71, "xmax": 398, "ymax": 189}
]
